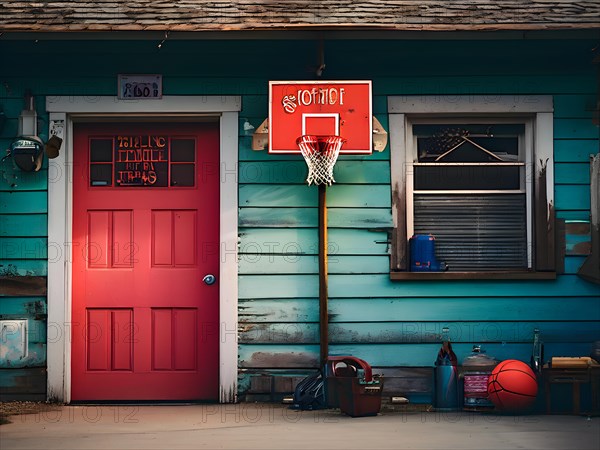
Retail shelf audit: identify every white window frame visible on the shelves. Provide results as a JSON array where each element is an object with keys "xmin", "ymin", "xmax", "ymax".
[
  {"xmin": 407, "ymin": 116, "xmax": 533, "ymax": 268},
  {"xmin": 388, "ymin": 95, "xmax": 554, "ymax": 277}
]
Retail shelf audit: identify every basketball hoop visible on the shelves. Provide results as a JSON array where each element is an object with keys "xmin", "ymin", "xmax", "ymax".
[{"xmin": 296, "ymin": 135, "xmax": 346, "ymax": 186}]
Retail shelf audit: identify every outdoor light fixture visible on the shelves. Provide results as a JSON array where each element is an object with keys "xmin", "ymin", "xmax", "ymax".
[{"xmin": 10, "ymin": 136, "xmax": 44, "ymax": 172}]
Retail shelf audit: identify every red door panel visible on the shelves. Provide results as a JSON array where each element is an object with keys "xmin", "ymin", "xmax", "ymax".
[{"xmin": 72, "ymin": 122, "xmax": 220, "ymax": 401}]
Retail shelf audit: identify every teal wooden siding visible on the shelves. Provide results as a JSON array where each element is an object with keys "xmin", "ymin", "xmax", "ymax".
[
  {"xmin": 236, "ymin": 38, "xmax": 600, "ymax": 402},
  {"xmin": 1, "ymin": 37, "xmax": 599, "ymax": 403},
  {"xmin": 0, "ymin": 92, "xmax": 49, "ymax": 276},
  {"xmin": 0, "ymin": 93, "xmax": 48, "ymax": 398}
]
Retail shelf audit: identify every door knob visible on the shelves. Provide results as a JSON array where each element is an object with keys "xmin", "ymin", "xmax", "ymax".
[{"xmin": 203, "ymin": 274, "xmax": 216, "ymax": 285}]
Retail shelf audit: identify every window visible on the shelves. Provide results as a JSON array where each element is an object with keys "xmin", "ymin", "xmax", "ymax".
[
  {"xmin": 388, "ymin": 96, "xmax": 555, "ymax": 279},
  {"xmin": 89, "ymin": 136, "xmax": 196, "ymax": 188}
]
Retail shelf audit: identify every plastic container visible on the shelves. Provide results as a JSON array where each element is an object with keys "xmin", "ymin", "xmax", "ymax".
[
  {"xmin": 409, "ymin": 234, "xmax": 447, "ymax": 271},
  {"xmin": 326, "ymin": 356, "xmax": 383, "ymax": 417},
  {"xmin": 462, "ymin": 346, "xmax": 498, "ymax": 410}
]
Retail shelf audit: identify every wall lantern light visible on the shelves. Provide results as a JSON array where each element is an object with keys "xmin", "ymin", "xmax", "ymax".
[{"xmin": 10, "ymin": 136, "xmax": 45, "ymax": 172}]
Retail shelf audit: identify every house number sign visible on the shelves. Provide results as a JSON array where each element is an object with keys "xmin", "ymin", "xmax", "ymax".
[
  {"xmin": 118, "ymin": 74, "xmax": 162, "ymax": 99},
  {"xmin": 115, "ymin": 135, "xmax": 168, "ymax": 186}
]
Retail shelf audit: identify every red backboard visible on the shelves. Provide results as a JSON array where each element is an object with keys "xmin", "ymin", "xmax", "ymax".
[{"xmin": 269, "ymin": 80, "xmax": 372, "ymax": 154}]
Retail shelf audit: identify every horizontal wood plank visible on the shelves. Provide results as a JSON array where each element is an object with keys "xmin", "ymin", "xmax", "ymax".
[
  {"xmin": 555, "ymin": 163, "xmax": 591, "ymax": 185},
  {"xmin": 328, "ymin": 185, "xmax": 391, "ymax": 208},
  {"xmin": 239, "ymin": 207, "xmax": 393, "ymax": 228},
  {"xmin": 555, "ymin": 185, "xmax": 590, "ymax": 210},
  {"xmin": 556, "ymin": 210, "xmax": 592, "ymax": 221},
  {"xmin": 0, "ymin": 191, "xmax": 47, "ymax": 214},
  {"xmin": 0, "ymin": 260, "xmax": 47, "ymax": 276},
  {"xmin": 239, "ymin": 184, "xmax": 391, "ymax": 208},
  {"xmin": 238, "ymin": 228, "xmax": 390, "ymax": 256},
  {"xmin": 553, "ymin": 94, "xmax": 598, "ymax": 119},
  {"xmin": 330, "ymin": 342, "xmax": 593, "ymax": 367},
  {"xmin": 239, "ymin": 255, "xmax": 317, "ymax": 275},
  {"xmin": 554, "ymin": 140, "xmax": 599, "ymax": 163},
  {"xmin": 239, "ymin": 298, "xmax": 319, "ymax": 323},
  {"xmin": 239, "ymin": 207, "xmax": 317, "ymax": 228},
  {"xmin": 0, "ymin": 238, "xmax": 48, "ymax": 260},
  {"xmin": 328, "ymin": 208, "xmax": 393, "ymax": 228},
  {"xmin": 239, "ymin": 345, "xmax": 319, "ymax": 369},
  {"xmin": 0, "ymin": 214, "xmax": 47, "ymax": 237},
  {"xmin": 0, "ymin": 169, "xmax": 48, "ymax": 192},
  {"xmin": 239, "ymin": 297, "xmax": 600, "ymax": 322},
  {"xmin": 239, "ymin": 321, "xmax": 600, "ymax": 344},
  {"xmin": 239, "ymin": 185, "xmax": 316, "ymax": 207},
  {"xmin": 0, "ymin": 368, "xmax": 46, "ymax": 399},
  {"xmin": 239, "ymin": 342, "xmax": 592, "ymax": 367},
  {"xmin": 238, "ymin": 254, "xmax": 389, "ymax": 275},
  {"xmin": 239, "ymin": 274, "xmax": 600, "ymax": 299},
  {"xmin": 554, "ymin": 118, "xmax": 599, "ymax": 139},
  {"xmin": 0, "ymin": 297, "xmax": 47, "ymax": 315},
  {"xmin": 0, "ymin": 276, "xmax": 47, "ymax": 296},
  {"xmin": 239, "ymin": 161, "xmax": 391, "ymax": 184}
]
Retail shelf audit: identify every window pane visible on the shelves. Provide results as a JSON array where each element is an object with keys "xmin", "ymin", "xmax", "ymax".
[
  {"xmin": 90, "ymin": 164, "xmax": 112, "ymax": 186},
  {"xmin": 90, "ymin": 139, "xmax": 113, "ymax": 162},
  {"xmin": 414, "ymin": 165, "xmax": 521, "ymax": 190},
  {"xmin": 171, "ymin": 139, "xmax": 195, "ymax": 162},
  {"xmin": 415, "ymin": 124, "xmax": 523, "ymax": 162},
  {"xmin": 171, "ymin": 164, "xmax": 195, "ymax": 187}
]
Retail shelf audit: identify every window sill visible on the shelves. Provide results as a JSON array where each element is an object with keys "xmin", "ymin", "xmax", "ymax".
[{"xmin": 390, "ymin": 271, "xmax": 556, "ymax": 281}]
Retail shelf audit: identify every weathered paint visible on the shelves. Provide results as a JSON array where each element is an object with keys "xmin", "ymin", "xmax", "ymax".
[
  {"xmin": 240, "ymin": 297, "xmax": 600, "ymax": 323},
  {"xmin": 0, "ymin": 37, "xmax": 598, "ymax": 404},
  {"xmin": 0, "ymin": 368, "xmax": 46, "ymax": 401},
  {"xmin": 0, "ymin": 319, "xmax": 47, "ymax": 368},
  {"xmin": 0, "ymin": 131, "xmax": 49, "ymax": 397},
  {"xmin": 239, "ymin": 228, "xmax": 390, "ymax": 256},
  {"xmin": 566, "ymin": 222, "xmax": 592, "ymax": 255},
  {"xmin": 239, "ymin": 342, "xmax": 594, "ymax": 368},
  {"xmin": 239, "ymin": 274, "xmax": 600, "ymax": 299},
  {"xmin": 239, "ymin": 321, "xmax": 600, "ymax": 345}
]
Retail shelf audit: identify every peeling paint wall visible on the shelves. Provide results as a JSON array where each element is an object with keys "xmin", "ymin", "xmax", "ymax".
[{"xmin": 0, "ymin": 36, "xmax": 599, "ymax": 404}]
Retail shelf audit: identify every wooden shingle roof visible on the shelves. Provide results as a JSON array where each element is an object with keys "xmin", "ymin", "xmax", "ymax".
[{"xmin": 1, "ymin": 1, "xmax": 600, "ymax": 32}]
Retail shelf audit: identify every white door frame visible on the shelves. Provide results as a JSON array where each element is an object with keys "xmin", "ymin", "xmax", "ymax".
[{"xmin": 46, "ymin": 96, "xmax": 240, "ymax": 403}]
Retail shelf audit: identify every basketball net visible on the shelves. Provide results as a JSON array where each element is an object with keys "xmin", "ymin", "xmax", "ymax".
[{"xmin": 296, "ymin": 135, "xmax": 346, "ymax": 186}]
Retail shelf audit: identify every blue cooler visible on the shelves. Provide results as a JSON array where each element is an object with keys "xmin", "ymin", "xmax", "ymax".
[{"xmin": 410, "ymin": 234, "xmax": 447, "ymax": 271}]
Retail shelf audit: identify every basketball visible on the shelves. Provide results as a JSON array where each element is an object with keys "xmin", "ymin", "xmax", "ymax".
[{"xmin": 487, "ymin": 359, "xmax": 538, "ymax": 412}]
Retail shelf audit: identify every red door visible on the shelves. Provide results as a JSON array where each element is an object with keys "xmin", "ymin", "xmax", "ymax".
[{"xmin": 72, "ymin": 122, "xmax": 220, "ymax": 401}]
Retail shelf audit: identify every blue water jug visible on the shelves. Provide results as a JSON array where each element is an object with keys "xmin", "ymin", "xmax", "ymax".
[{"xmin": 409, "ymin": 234, "xmax": 448, "ymax": 271}]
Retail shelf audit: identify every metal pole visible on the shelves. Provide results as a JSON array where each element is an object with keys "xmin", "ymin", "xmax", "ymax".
[{"xmin": 318, "ymin": 183, "xmax": 329, "ymax": 367}]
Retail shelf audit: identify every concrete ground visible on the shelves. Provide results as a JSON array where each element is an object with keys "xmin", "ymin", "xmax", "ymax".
[{"xmin": 0, "ymin": 404, "xmax": 598, "ymax": 450}]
